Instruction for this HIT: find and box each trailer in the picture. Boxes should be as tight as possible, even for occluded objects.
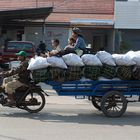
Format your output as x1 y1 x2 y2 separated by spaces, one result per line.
44 80 140 117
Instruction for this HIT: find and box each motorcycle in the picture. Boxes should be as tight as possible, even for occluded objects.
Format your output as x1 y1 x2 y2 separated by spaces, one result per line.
0 74 48 113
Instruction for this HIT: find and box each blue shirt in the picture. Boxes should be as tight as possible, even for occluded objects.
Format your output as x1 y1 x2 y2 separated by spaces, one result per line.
74 36 86 50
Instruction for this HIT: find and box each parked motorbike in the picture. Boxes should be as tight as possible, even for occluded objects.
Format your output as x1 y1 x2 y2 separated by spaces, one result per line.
0 75 48 113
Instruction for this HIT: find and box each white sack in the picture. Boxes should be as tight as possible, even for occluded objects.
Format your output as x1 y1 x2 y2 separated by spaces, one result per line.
62 53 84 66
133 51 140 66
81 54 102 66
47 56 67 69
127 51 140 66
112 51 136 66
96 51 116 66
27 57 51 70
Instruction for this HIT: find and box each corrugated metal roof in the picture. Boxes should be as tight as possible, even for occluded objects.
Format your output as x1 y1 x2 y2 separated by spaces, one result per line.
46 13 114 23
0 0 114 25
0 7 52 24
0 0 114 14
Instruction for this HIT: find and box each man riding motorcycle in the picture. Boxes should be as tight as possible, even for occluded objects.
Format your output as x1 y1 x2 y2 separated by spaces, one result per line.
0 51 30 106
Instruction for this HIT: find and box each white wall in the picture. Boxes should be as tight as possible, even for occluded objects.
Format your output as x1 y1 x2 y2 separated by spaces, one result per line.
24 27 43 46
25 26 69 50
44 27 69 50
115 1 140 29
24 26 115 52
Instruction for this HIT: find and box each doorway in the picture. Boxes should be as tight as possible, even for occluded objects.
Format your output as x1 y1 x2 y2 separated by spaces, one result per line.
93 34 107 52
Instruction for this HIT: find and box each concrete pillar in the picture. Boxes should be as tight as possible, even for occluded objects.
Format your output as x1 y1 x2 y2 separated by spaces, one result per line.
107 29 115 53
114 30 122 53
68 28 72 38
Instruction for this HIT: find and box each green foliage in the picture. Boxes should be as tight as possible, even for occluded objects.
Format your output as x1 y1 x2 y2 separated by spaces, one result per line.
120 41 131 53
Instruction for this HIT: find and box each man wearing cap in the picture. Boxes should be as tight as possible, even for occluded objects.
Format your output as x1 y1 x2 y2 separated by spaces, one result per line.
0 51 30 106
72 27 86 51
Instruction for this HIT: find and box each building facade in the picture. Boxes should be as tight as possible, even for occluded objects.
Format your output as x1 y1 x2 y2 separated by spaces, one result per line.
115 0 140 52
0 0 115 53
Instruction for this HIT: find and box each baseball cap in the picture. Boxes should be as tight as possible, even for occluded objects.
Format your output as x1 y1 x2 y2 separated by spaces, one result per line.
72 27 82 35
16 51 27 57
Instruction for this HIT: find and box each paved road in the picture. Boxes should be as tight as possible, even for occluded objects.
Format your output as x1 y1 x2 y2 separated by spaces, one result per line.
0 96 140 140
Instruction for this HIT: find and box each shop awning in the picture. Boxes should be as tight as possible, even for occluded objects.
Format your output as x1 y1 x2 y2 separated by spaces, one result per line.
70 19 114 27
46 13 114 28
0 7 53 24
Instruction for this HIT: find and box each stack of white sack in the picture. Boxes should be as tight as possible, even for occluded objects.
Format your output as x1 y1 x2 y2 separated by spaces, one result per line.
62 53 84 66
27 57 51 70
81 54 102 66
112 51 136 66
125 51 140 66
47 56 67 69
96 51 116 66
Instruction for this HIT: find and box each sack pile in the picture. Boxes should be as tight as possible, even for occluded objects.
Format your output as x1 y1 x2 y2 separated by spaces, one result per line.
32 68 52 83
65 66 83 81
84 66 100 80
50 67 65 82
112 51 136 80
117 66 132 80
28 57 50 70
28 51 140 82
81 54 101 80
132 66 140 80
101 64 116 79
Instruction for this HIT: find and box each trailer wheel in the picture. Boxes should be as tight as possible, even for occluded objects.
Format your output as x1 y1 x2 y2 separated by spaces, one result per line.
101 91 127 117
91 96 101 111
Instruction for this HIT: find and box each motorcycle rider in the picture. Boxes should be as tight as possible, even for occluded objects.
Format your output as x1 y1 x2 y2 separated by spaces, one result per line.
0 51 30 106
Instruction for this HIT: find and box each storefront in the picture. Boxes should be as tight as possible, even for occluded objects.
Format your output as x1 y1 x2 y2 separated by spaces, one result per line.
115 0 140 52
0 0 114 52
70 19 114 53
0 7 53 48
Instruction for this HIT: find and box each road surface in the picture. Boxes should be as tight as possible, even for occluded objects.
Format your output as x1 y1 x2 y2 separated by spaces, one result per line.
0 96 140 140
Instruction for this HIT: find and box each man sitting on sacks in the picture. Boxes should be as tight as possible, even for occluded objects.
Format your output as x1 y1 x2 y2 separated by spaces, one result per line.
0 51 30 106
64 27 86 56
64 37 76 50
47 39 61 57
71 27 86 56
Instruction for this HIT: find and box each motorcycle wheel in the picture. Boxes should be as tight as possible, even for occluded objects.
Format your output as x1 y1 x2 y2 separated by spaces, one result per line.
23 91 45 113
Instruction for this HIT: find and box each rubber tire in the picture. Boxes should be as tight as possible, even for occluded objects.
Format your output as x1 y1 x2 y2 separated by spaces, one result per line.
91 96 101 111
101 91 127 117
24 91 45 113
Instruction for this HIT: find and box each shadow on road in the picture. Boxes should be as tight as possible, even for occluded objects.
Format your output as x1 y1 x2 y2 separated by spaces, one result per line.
1 108 140 126
0 134 25 140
